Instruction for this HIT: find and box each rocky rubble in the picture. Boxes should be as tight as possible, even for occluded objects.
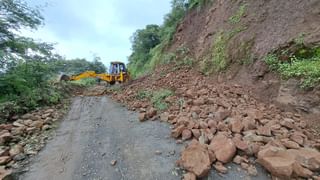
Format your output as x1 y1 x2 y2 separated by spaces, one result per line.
0 106 65 179
111 66 320 179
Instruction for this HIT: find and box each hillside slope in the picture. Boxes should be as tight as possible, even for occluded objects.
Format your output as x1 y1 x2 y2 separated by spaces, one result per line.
170 0 320 114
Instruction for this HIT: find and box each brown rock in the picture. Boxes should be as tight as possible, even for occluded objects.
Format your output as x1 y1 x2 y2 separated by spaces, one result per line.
0 133 12 145
178 142 211 177
257 146 295 178
207 120 217 128
191 129 201 139
208 149 216 163
160 112 169 122
247 165 258 176
280 118 294 129
182 129 192 141
290 132 304 145
41 113 51 119
190 106 201 114
231 119 243 133
110 160 117 166
199 121 208 129
209 134 236 163
232 137 248 151
138 112 147 122
183 172 196 180
281 139 300 149
171 125 186 138
214 162 228 174
9 144 23 157
215 110 231 121
292 162 313 178
0 156 11 165
21 113 32 119
0 166 12 180
241 162 250 170
193 98 206 106
30 120 44 129
288 148 320 171
257 125 272 136
243 118 256 131
146 108 157 118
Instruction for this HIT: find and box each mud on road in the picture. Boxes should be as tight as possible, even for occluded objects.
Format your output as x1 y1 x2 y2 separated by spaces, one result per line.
20 96 182 180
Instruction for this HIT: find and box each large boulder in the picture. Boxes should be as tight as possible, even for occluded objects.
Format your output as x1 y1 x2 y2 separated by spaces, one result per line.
257 146 317 178
257 146 296 178
178 141 211 177
209 133 236 163
288 148 320 171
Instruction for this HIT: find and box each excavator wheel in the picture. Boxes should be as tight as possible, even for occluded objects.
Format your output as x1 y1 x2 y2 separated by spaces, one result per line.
109 81 116 85
59 74 70 81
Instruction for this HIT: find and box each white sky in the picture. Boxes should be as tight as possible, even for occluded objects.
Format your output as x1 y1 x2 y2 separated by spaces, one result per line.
22 0 171 66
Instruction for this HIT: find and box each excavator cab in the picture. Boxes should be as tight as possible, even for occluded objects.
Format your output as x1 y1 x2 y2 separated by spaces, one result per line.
109 61 127 75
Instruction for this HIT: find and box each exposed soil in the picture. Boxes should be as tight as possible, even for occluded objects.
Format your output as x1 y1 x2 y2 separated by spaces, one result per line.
171 0 320 117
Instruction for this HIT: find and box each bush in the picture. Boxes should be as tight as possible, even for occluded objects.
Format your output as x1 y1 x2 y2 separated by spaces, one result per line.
264 47 320 88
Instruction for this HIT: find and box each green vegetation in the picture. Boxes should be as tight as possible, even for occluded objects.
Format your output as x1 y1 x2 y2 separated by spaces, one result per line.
229 4 247 24
188 0 213 10
128 0 212 78
151 89 174 111
135 89 173 111
200 32 229 74
264 47 320 88
0 0 106 121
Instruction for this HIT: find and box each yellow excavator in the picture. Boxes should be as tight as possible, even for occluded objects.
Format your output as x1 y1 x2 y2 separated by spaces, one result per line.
61 61 130 85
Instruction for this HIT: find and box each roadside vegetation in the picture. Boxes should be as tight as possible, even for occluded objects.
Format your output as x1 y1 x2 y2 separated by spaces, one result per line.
0 0 106 121
128 0 213 78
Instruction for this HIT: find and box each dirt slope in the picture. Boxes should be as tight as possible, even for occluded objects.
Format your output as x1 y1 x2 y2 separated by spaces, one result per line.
171 0 320 114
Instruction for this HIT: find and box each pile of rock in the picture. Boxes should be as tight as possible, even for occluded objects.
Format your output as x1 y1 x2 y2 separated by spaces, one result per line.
111 67 320 179
0 107 63 179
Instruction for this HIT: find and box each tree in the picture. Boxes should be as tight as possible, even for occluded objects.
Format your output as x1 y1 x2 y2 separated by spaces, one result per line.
128 24 161 76
0 0 53 69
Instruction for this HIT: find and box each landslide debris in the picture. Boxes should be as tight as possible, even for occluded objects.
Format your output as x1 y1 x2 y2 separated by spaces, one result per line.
0 105 66 179
111 66 320 179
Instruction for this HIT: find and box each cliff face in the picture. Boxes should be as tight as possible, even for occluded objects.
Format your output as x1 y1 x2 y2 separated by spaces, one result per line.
168 0 320 114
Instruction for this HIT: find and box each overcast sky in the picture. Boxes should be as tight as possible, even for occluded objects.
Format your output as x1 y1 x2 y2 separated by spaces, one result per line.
22 0 171 66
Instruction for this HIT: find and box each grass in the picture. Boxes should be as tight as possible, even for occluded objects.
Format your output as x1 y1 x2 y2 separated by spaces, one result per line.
151 89 173 111
201 31 228 75
264 47 320 88
136 89 173 111
229 4 246 24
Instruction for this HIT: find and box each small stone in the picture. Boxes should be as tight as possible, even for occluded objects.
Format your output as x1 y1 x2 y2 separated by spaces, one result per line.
42 125 51 131
110 160 117 166
182 129 192 141
214 162 228 174
0 156 11 165
155 150 162 155
183 172 196 180
138 113 147 122
247 165 258 176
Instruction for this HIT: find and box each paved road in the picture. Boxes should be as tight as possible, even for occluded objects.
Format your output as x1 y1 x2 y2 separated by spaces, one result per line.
21 96 182 180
